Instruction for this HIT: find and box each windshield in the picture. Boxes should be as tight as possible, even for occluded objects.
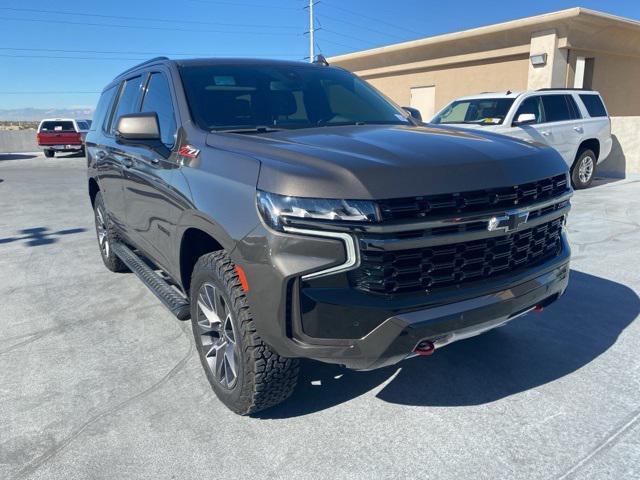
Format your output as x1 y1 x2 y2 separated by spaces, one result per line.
432 98 515 125
179 63 410 131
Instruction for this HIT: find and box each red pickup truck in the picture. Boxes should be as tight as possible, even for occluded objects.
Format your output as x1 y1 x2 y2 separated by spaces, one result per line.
37 119 90 157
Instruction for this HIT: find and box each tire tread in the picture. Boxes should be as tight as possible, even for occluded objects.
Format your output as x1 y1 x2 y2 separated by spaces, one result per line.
192 251 299 415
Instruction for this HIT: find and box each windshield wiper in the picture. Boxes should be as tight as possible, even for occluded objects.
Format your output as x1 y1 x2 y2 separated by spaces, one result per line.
216 126 281 134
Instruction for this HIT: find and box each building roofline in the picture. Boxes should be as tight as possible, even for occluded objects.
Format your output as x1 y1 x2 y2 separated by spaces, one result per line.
328 7 640 63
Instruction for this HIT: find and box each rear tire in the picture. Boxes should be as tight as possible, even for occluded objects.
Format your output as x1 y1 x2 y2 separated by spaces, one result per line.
190 251 299 415
44 150 54 158
571 149 596 189
93 192 128 272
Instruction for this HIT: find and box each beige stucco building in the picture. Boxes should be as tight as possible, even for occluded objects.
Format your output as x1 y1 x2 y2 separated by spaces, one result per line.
330 8 640 176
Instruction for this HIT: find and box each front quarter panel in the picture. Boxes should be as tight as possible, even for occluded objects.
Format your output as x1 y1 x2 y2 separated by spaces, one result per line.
176 146 262 254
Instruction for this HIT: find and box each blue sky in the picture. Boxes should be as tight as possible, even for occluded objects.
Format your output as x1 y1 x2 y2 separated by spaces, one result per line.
0 0 638 110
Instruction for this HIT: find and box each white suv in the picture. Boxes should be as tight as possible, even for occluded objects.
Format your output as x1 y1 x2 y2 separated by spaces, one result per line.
431 89 612 188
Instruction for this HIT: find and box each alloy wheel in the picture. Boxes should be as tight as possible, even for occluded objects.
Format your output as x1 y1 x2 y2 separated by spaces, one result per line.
196 282 239 389
578 155 594 184
95 206 110 258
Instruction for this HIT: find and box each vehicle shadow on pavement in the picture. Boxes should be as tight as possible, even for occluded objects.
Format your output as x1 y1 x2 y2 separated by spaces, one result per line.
0 154 39 162
0 227 87 247
257 270 639 418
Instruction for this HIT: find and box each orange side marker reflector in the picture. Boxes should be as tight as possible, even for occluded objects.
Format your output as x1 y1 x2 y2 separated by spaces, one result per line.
234 265 249 292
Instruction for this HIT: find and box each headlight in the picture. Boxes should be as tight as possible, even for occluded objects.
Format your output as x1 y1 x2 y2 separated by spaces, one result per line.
257 190 379 231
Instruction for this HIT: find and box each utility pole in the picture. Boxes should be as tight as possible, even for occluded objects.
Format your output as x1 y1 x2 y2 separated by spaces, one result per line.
306 0 318 62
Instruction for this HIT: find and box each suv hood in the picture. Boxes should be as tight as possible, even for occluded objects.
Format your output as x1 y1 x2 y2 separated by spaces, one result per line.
206 124 566 199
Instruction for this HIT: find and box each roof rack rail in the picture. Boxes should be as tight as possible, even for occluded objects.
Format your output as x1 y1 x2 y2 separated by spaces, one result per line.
536 87 592 91
116 56 169 78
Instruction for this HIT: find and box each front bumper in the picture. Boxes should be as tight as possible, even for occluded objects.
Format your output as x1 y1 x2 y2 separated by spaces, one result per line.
304 262 569 370
234 220 570 371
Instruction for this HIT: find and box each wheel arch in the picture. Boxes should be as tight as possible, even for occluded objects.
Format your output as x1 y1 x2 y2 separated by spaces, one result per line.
88 177 100 207
574 138 600 166
178 223 227 296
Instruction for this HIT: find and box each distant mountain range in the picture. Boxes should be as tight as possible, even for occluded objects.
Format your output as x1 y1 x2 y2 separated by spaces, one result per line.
0 108 94 121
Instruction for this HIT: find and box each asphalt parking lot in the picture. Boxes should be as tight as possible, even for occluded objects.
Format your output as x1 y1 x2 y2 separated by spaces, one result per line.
1 152 639 479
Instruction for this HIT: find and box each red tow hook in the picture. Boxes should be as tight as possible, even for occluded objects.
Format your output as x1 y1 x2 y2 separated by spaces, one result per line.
413 340 435 356
533 305 544 313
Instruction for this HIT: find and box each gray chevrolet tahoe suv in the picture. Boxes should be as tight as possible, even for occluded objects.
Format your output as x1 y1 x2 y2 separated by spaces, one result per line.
87 57 572 415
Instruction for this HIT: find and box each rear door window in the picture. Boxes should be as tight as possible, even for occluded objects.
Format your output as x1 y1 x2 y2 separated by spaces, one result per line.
579 94 608 117
108 76 144 134
140 72 177 147
540 95 573 123
40 121 75 132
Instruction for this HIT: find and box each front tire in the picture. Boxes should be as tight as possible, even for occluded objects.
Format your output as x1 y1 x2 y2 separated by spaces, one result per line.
571 149 596 189
190 251 299 415
44 149 54 158
93 192 128 272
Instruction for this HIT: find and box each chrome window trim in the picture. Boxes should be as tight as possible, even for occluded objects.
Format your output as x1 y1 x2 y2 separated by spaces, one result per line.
282 227 360 280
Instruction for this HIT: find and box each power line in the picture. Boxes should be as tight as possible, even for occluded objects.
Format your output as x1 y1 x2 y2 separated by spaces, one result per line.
0 91 101 94
0 7 299 29
0 54 305 62
322 28 379 46
186 0 300 10
315 37 365 51
0 16 301 36
318 13 407 40
0 54 149 61
321 0 425 36
0 47 304 58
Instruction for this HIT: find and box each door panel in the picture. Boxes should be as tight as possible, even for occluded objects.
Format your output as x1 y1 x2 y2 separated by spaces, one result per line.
505 94 583 166
99 76 145 228
122 150 180 271
122 71 181 272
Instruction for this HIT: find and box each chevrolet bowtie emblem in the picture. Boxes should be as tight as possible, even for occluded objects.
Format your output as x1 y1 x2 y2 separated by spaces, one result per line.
487 209 530 233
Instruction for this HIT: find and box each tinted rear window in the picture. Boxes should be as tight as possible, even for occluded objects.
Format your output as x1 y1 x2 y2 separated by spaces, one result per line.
579 94 608 117
540 95 574 122
40 121 75 132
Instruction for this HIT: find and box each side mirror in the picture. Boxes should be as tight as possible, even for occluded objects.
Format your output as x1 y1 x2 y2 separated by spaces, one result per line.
514 113 536 125
115 112 161 141
402 106 423 123
115 112 170 158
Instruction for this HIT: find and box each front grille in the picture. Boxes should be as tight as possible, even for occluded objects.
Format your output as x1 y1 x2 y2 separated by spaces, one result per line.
376 174 569 221
351 217 564 295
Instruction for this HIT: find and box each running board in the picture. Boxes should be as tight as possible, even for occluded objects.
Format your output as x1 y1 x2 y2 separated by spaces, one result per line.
112 242 191 320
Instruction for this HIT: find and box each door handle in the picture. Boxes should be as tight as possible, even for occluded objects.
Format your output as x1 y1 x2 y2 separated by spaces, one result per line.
541 131 551 137
573 126 584 133
122 158 133 168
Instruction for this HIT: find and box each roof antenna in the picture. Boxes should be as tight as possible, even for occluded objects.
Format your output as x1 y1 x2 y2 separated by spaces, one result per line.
313 54 329 66
506 90 512 95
